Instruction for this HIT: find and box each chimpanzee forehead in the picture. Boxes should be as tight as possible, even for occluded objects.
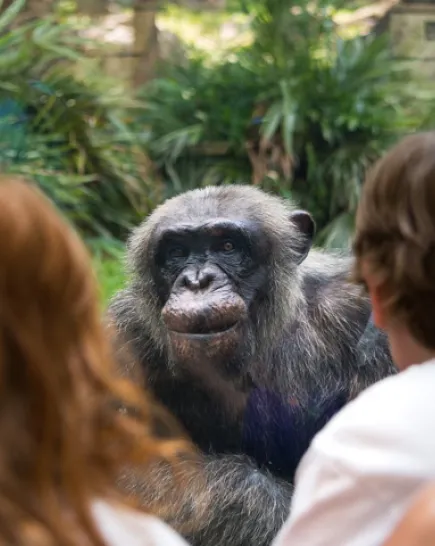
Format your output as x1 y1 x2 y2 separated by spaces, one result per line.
165 199 258 223
156 192 253 221
154 218 263 242
146 185 296 247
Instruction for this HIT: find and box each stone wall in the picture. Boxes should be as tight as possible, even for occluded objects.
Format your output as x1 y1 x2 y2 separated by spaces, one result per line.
388 2 435 78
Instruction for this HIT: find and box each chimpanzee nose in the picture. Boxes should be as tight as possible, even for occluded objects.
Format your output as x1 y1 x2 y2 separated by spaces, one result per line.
182 268 216 290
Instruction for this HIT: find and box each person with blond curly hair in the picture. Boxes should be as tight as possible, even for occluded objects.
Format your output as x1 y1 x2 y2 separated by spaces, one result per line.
273 132 435 546
0 177 191 546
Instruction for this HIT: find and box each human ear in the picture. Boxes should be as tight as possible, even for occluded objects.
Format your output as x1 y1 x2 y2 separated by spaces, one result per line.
367 282 389 331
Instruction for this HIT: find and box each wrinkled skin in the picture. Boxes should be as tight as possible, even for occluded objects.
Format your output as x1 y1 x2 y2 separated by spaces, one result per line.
153 217 272 376
162 264 247 365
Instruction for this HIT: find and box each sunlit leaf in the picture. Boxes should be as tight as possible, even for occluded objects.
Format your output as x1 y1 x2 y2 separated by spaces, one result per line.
0 0 25 32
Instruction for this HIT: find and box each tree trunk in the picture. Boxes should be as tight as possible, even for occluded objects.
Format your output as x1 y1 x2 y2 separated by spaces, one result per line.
76 0 107 16
131 0 159 88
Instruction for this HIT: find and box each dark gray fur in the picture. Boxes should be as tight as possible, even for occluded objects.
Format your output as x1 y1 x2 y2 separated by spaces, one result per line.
109 185 396 546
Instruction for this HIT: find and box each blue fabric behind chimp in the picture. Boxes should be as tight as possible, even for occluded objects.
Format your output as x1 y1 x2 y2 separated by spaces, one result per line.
242 388 348 478
242 314 376 477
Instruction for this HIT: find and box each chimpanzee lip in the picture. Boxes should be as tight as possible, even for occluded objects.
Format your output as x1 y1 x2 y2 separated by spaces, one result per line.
168 321 239 339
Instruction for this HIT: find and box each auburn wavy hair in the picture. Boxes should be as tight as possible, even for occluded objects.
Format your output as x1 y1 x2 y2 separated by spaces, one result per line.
0 177 186 545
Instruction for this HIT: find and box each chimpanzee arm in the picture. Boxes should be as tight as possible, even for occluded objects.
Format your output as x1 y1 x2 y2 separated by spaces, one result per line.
180 354 249 419
119 453 293 546
182 356 348 481
110 313 293 546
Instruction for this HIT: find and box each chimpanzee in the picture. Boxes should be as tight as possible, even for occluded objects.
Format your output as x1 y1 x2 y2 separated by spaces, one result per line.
109 185 396 546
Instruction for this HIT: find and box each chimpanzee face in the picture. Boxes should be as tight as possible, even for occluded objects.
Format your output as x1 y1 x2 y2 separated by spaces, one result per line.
146 204 314 365
149 219 270 362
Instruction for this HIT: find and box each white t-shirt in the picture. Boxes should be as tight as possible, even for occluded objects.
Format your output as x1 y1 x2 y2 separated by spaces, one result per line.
92 500 190 546
273 359 435 546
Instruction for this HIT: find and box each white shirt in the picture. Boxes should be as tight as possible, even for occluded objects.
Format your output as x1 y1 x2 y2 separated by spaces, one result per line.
273 359 435 546
93 500 190 546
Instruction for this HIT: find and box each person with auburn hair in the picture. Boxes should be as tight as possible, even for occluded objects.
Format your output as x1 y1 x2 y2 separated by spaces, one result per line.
272 132 435 546
0 177 191 546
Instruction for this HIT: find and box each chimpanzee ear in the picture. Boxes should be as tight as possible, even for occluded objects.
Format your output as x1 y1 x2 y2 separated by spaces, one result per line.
290 210 316 264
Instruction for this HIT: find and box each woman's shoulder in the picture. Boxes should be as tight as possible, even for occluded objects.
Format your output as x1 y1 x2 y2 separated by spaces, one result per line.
92 499 190 546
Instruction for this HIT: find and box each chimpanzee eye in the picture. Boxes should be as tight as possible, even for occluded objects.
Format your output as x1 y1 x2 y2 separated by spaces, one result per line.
168 245 187 259
221 240 235 252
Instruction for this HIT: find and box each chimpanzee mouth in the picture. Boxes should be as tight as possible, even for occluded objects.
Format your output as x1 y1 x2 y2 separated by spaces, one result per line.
168 320 239 339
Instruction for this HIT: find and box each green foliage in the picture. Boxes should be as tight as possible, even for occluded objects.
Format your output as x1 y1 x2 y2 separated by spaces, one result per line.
139 0 420 248
139 58 257 193
0 0 157 239
143 59 260 151
90 238 126 305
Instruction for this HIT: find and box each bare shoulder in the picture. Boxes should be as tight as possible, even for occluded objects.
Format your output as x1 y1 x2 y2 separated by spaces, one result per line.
384 484 435 546
92 500 190 546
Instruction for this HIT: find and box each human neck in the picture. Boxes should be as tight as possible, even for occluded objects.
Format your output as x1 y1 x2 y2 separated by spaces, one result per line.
388 325 435 371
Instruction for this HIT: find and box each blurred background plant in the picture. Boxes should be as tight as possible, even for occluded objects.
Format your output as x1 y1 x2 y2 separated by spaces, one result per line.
0 0 159 242
140 0 422 248
0 0 433 301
